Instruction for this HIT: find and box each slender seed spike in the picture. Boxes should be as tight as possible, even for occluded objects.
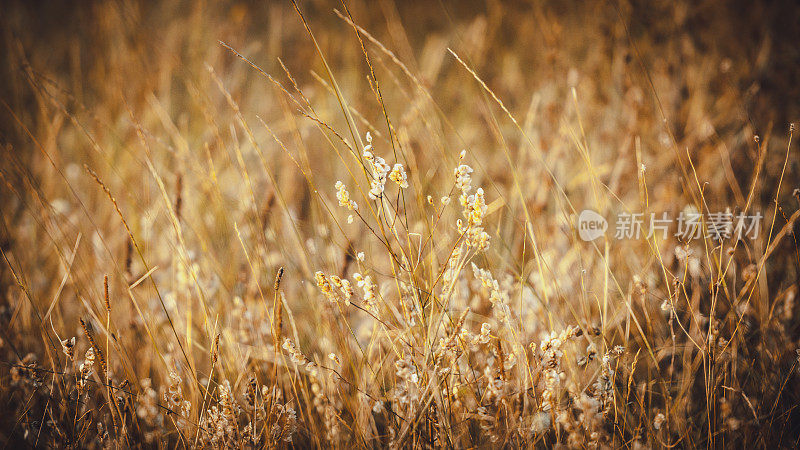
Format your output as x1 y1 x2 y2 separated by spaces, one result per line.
274 266 284 291
103 275 110 312
211 333 220 367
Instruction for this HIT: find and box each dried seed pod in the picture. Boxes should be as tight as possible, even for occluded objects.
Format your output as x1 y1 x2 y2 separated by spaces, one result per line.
103 275 110 312
274 266 284 291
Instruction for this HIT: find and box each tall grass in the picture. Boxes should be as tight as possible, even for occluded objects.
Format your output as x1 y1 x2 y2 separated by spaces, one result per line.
1 0 798 447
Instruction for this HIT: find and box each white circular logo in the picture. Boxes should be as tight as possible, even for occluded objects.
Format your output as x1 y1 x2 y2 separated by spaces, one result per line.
578 209 607 241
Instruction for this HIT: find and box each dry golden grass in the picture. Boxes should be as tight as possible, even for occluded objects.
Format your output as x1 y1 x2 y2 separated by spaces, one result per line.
1 0 799 448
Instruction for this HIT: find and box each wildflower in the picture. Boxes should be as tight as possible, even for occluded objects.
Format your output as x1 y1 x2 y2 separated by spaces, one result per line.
282 403 298 442
78 347 95 389
653 412 666 430
335 181 357 210
394 353 420 406
368 157 390 199
461 187 487 227
60 337 75 360
476 406 498 441
363 132 374 154
328 353 340 365
97 422 108 446
452 164 491 251
454 164 473 194
471 263 510 321
593 350 617 411
282 338 315 371
164 370 183 408
362 132 410 198
164 370 191 419
330 275 353 304
477 323 492 344
354 273 378 311
586 342 598 361
315 271 336 303
389 163 409 188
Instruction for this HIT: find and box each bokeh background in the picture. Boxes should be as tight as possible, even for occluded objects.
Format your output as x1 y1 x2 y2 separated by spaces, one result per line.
1 0 799 447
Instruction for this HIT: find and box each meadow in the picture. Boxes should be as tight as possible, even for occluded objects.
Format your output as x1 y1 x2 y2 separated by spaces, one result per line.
1 0 799 447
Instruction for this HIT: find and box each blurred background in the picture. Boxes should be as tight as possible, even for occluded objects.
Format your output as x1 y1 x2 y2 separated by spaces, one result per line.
1 0 799 447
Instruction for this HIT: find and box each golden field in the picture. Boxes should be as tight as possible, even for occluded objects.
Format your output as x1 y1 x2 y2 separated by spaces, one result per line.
1 0 799 447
